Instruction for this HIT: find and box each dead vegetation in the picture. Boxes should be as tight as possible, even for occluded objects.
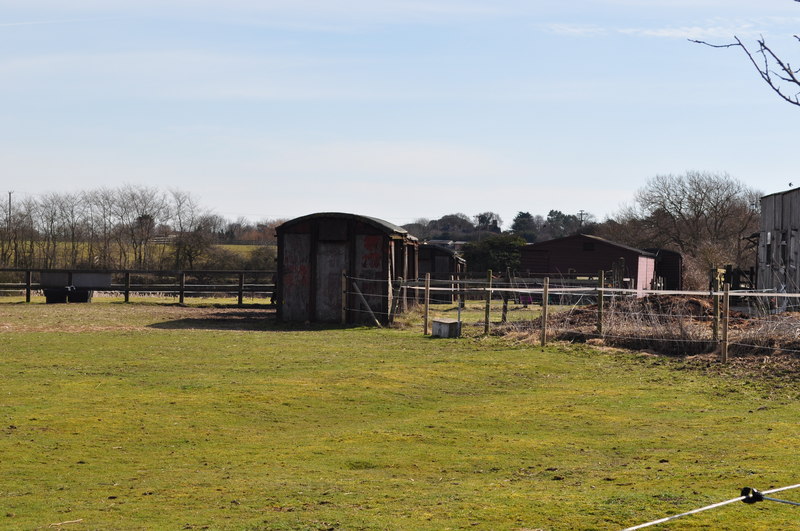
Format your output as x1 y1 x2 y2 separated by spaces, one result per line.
501 294 800 379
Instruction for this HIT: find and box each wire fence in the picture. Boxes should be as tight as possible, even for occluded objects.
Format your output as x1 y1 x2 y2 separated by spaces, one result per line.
344 273 800 360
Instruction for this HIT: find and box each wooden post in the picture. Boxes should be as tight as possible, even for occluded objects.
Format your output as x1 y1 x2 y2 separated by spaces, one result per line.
341 270 348 325
179 272 186 304
25 270 31 303
401 277 408 314
712 268 720 343
458 273 465 309
597 270 604 336
352 281 382 328
124 272 131 303
540 277 549 348
237 272 245 306
389 277 402 323
424 273 431 335
501 269 509 323
721 283 730 363
484 269 492 336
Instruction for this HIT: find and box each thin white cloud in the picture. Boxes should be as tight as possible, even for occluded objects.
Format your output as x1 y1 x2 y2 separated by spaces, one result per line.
545 23 608 37
0 18 112 27
546 16 800 41
0 0 523 26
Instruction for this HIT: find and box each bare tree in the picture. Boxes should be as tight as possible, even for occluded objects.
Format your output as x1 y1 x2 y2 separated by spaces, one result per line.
691 3 800 107
85 188 118 268
113 185 169 268
600 171 760 288
169 189 220 269
56 192 87 267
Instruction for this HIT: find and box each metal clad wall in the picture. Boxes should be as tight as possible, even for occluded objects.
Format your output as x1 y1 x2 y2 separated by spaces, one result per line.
282 233 311 321
315 242 347 322
355 233 387 323
757 190 800 291
760 194 773 290
792 193 800 290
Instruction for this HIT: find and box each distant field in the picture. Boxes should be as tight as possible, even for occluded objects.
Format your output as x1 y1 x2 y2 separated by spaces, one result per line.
1 301 799 529
215 243 275 258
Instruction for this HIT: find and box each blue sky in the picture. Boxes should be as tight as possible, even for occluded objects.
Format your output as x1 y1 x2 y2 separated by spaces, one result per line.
2 1 799 228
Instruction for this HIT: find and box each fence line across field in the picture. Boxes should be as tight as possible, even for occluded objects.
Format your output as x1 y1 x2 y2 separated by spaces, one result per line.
0 268 275 306
339 272 800 360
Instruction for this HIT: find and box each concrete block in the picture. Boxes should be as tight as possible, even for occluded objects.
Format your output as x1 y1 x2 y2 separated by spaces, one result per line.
432 318 460 338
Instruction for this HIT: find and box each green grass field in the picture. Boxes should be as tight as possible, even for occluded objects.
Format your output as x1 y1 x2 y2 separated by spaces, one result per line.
1 301 799 529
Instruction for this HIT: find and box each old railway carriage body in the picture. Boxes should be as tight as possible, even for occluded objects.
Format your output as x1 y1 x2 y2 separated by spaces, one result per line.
276 213 418 324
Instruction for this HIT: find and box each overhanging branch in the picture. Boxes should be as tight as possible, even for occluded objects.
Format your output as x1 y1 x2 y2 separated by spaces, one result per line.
691 34 800 107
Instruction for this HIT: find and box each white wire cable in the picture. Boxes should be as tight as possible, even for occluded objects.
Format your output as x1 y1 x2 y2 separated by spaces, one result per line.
622 495 747 530
622 483 800 530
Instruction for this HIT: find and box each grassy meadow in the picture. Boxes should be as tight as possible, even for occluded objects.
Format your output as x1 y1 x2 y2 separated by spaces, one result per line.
1 300 800 529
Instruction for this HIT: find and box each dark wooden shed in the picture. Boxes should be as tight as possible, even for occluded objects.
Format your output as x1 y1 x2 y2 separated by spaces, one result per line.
418 243 466 303
520 234 657 293
418 243 465 278
643 248 683 290
276 212 418 324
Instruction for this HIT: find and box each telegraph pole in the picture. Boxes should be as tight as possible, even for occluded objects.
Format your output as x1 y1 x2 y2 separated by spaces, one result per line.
6 191 11 235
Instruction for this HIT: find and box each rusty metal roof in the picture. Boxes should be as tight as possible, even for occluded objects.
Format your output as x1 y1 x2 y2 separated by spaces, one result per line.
277 212 416 240
526 233 656 257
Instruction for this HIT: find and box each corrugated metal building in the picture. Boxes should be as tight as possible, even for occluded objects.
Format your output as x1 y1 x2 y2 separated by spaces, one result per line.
276 212 418 324
520 234 657 293
758 188 800 291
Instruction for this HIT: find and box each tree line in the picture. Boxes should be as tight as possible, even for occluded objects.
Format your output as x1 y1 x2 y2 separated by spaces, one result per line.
1 172 762 289
0 185 282 271
418 172 760 289
403 209 595 243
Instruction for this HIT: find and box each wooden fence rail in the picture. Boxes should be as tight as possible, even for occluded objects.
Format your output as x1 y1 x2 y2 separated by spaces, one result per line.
0 268 275 306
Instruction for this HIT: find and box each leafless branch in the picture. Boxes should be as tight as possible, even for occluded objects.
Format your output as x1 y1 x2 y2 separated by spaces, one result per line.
692 34 800 107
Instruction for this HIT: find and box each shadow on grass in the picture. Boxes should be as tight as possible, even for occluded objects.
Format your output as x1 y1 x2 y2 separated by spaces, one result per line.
148 310 368 332
148 310 277 331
